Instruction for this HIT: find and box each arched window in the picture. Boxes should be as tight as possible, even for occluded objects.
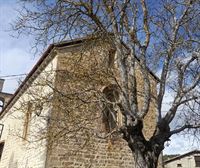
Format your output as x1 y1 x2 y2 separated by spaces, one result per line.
102 84 121 132
102 84 119 102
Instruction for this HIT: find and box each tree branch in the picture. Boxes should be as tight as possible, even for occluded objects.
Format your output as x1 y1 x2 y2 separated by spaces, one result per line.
170 124 200 135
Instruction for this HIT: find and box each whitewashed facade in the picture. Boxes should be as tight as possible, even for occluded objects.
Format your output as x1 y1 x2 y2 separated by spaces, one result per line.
0 48 58 168
164 150 200 168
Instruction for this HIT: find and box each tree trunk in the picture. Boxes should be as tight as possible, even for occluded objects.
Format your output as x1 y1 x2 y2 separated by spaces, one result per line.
122 121 162 168
133 149 159 168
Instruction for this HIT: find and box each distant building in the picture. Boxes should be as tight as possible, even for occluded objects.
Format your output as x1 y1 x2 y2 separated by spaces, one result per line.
0 79 12 112
164 150 200 168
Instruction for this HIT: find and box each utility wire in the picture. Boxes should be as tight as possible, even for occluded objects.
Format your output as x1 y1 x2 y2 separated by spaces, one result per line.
0 73 27 78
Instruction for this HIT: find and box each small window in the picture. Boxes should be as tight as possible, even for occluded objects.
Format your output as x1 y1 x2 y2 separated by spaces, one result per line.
22 102 32 140
195 156 200 167
102 84 119 102
0 142 4 161
102 84 122 132
177 163 182 167
108 49 116 67
102 104 117 132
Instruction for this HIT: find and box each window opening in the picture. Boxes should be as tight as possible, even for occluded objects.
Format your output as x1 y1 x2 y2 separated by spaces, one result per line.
22 102 32 140
0 142 4 161
102 84 121 132
195 156 200 167
108 49 116 67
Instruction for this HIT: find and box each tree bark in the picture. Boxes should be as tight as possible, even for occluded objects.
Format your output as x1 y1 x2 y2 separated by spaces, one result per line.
122 121 162 168
133 149 159 168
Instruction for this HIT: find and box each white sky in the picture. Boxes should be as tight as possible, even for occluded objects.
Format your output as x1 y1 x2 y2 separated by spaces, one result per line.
0 0 39 93
161 91 199 154
0 0 198 155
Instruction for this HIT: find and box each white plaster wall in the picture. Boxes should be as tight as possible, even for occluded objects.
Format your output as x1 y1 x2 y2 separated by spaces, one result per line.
0 55 58 168
165 153 200 168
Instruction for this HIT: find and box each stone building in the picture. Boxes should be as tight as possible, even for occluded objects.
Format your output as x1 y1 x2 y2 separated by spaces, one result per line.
0 37 161 168
0 79 12 112
164 150 200 168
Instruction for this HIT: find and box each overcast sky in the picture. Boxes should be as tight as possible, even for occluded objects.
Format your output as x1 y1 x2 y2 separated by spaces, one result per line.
0 0 199 155
0 0 39 93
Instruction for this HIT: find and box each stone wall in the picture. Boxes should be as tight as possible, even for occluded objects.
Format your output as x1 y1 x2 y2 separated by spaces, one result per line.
46 137 134 168
0 40 162 168
45 42 161 168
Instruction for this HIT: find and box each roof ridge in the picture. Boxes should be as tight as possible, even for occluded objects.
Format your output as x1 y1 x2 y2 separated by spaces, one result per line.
164 150 200 163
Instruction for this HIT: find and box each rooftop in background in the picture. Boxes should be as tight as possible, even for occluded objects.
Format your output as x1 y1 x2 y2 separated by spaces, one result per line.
164 150 200 164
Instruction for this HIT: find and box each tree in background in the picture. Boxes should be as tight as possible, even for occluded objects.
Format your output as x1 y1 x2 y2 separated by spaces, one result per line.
12 0 200 168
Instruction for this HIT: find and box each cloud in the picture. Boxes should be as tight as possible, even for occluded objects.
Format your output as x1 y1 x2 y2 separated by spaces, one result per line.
162 90 199 154
164 134 199 154
161 90 174 115
0 0 38 93
1 48 39 93
156 69 199 154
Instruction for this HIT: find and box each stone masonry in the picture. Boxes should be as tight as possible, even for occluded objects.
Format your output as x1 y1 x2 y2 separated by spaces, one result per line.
0 38 162 168
45 39 160 168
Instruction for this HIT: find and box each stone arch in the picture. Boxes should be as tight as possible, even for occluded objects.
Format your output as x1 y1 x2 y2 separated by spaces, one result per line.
102 84 119 102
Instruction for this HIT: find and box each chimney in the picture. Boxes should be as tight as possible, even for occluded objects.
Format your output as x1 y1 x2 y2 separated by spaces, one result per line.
0 79 5 92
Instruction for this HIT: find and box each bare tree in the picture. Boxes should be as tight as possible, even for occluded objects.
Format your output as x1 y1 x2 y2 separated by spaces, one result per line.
12 0 200 168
